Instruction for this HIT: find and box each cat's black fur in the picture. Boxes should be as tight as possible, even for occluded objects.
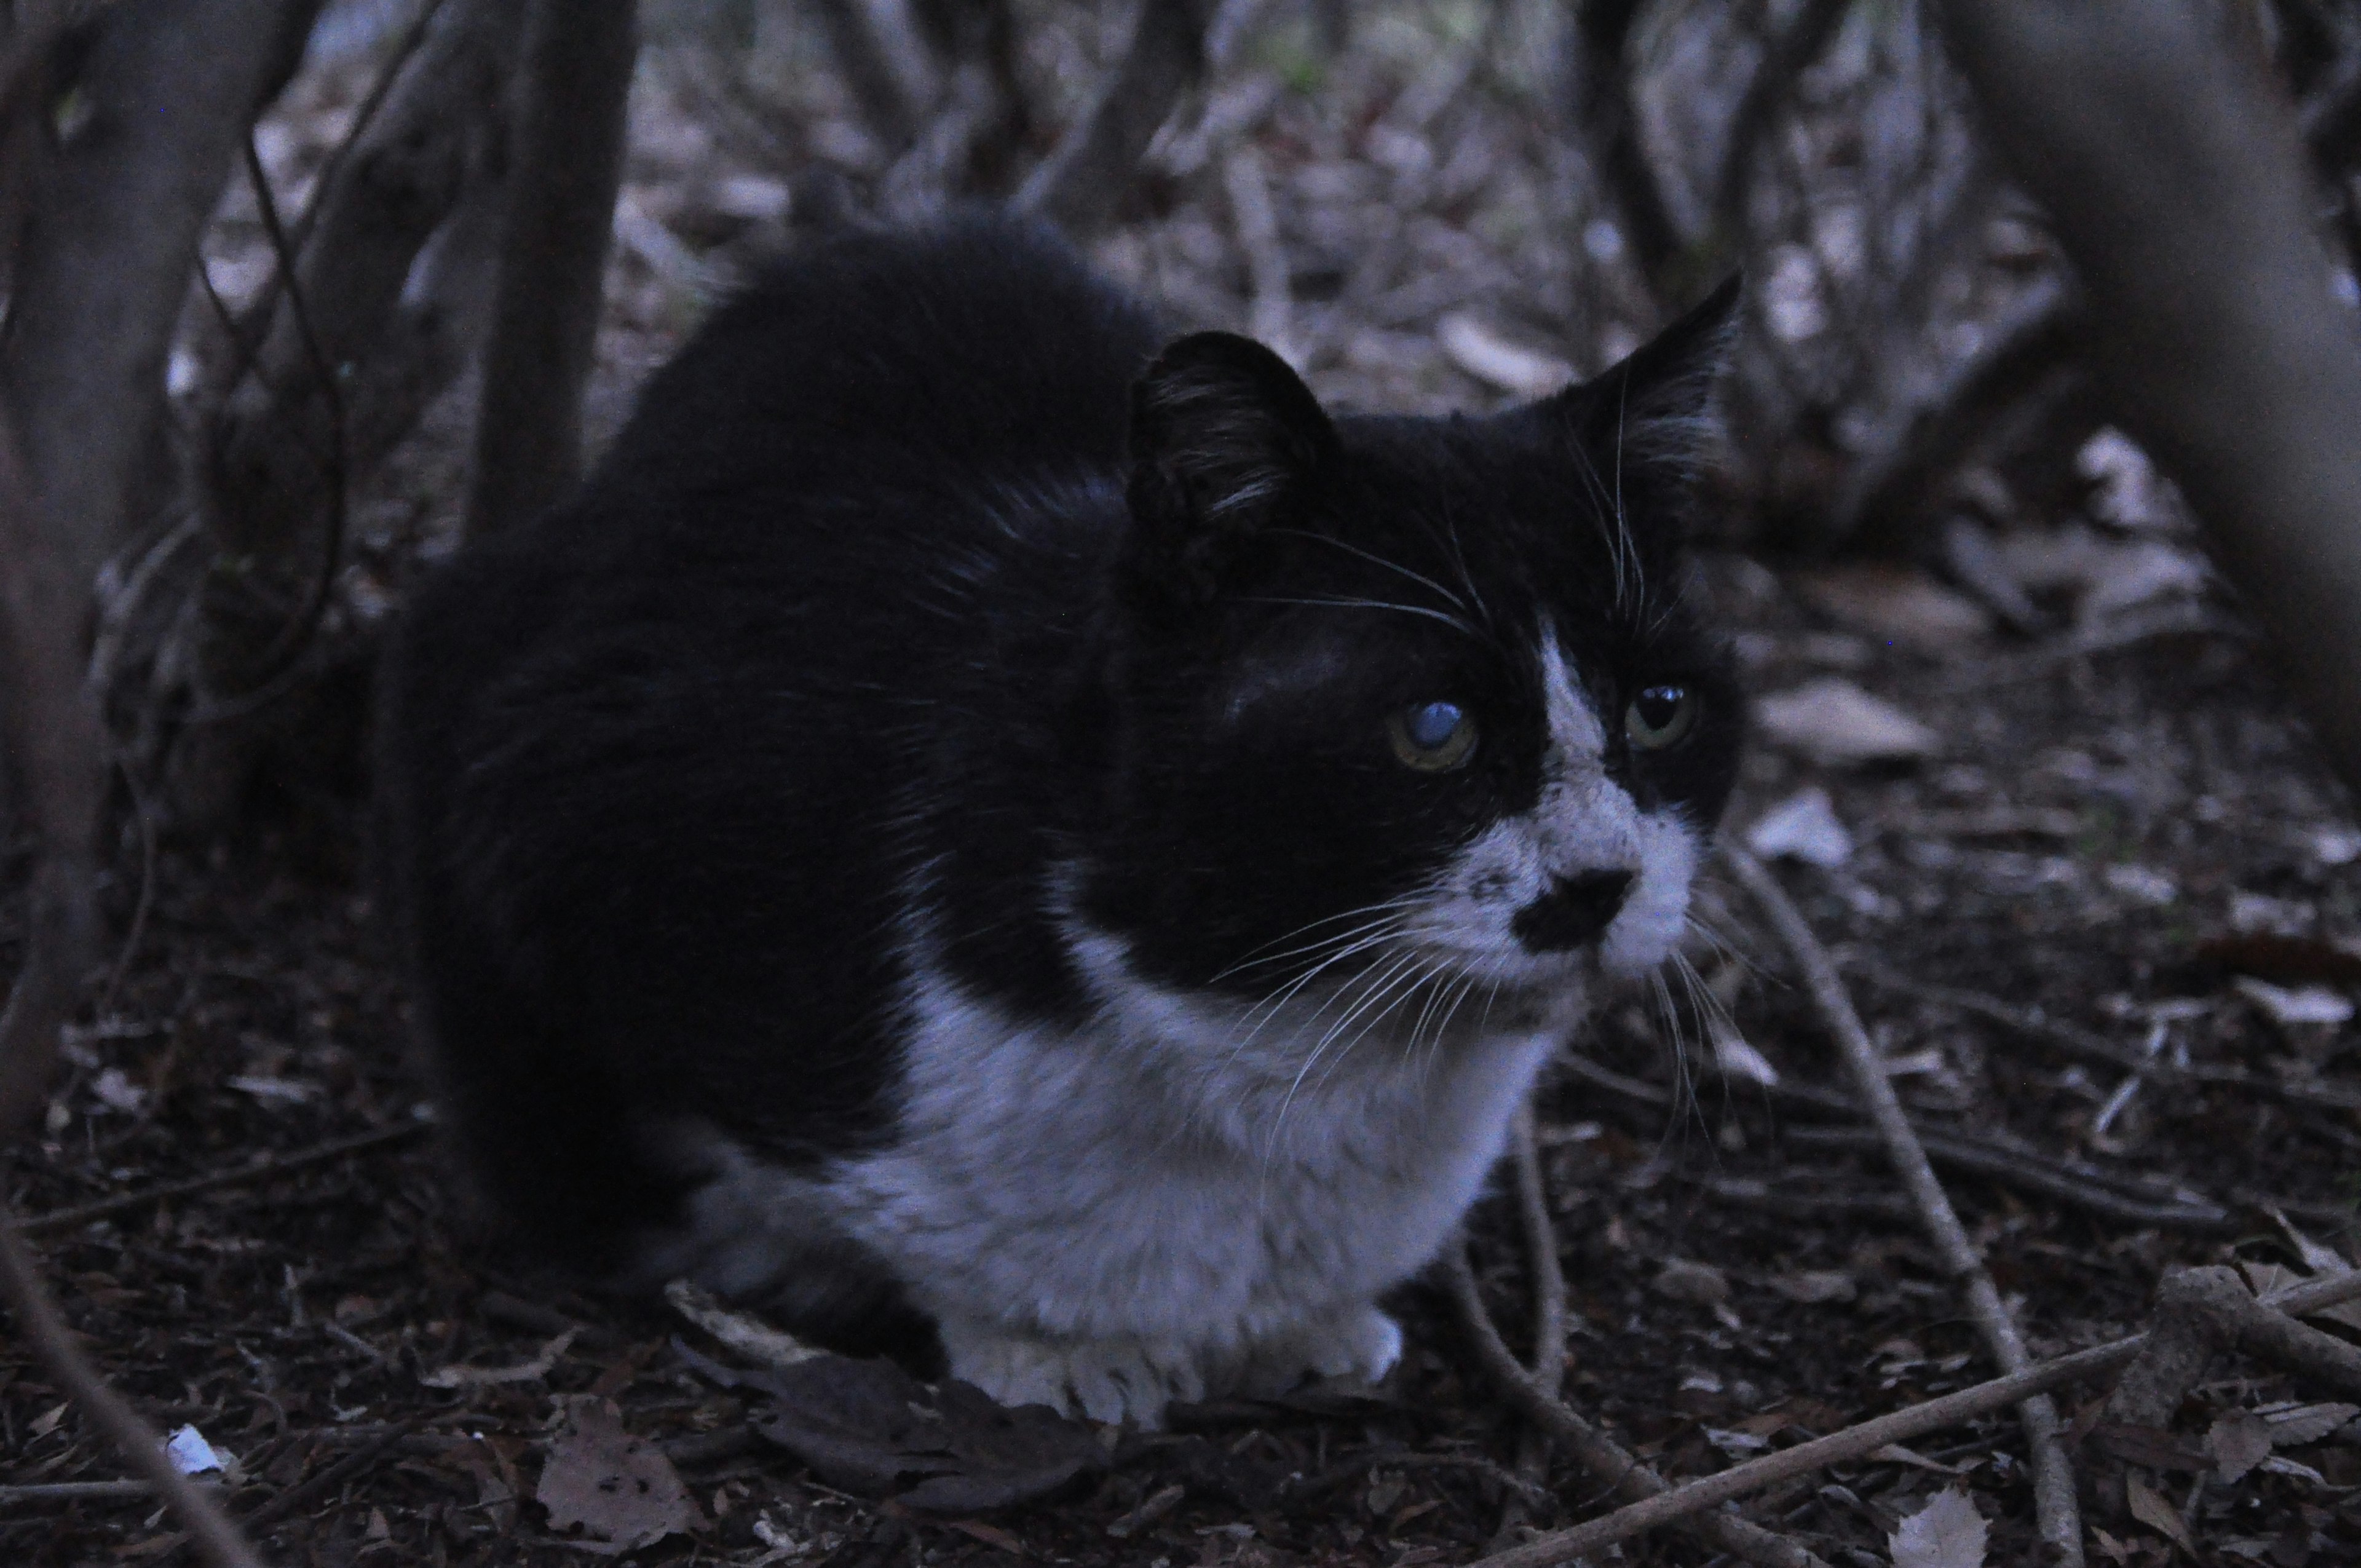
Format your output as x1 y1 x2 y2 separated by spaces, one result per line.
378 215 1741 1390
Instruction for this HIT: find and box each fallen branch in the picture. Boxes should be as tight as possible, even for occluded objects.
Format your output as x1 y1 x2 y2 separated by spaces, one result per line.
1444 1246 1830 1568
14 1121 427 1235
1726 846 2084 1567
1466 1267 2361 1568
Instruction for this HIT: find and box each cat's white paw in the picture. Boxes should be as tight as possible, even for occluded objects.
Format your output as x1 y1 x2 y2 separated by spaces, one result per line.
1236 1304 1403 1397
941 1321 1204 1428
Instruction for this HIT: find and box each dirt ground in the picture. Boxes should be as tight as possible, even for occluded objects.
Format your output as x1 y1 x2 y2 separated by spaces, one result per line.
8 8 2361 1567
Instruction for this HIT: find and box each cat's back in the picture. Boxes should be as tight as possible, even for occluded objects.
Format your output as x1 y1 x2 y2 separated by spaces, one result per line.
588 214 1163 525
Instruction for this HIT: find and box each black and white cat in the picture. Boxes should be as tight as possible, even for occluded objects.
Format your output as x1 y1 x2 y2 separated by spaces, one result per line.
376 216 1741 1427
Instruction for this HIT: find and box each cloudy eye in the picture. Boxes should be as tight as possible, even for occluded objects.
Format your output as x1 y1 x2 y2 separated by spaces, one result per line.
1388 700 1477 772
1625 684 1696 751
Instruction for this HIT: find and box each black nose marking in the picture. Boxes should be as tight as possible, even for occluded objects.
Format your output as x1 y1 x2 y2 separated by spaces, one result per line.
1512 869 1634 954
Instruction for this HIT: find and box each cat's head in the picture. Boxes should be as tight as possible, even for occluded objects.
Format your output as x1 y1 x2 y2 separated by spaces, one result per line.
1079 283 1743 1026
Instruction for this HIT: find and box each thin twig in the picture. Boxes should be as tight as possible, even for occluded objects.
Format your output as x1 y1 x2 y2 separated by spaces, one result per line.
0 1219 264 1568
14 1122 427 1234
1492 1108 1567 1545
1556 1050 2238 1232
1468 1269 2361 1568
1726 847 2084 1568
1444 1246 1830 1568
0 1478 221 1507
1851 959 2361 1113
236 1419 417 1532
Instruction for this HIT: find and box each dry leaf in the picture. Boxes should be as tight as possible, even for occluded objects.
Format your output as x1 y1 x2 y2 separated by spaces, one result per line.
1754 679 1939 767
1746 786 1853 868
665 1278 823 1371
536 1395 702 1553
1789 564 1993 653
1886 1486 1988 1568
1767 1270 1856 1304
2091 1423 2212 1472
2232 976 2354 1026
1653 1259 1731 1308
2124 1472 2195 1554
677 1346 1107 1513
2261 1402 2359 1448
1435 314 1573 398
2208 1410 2273 1484
421 1329 575 1389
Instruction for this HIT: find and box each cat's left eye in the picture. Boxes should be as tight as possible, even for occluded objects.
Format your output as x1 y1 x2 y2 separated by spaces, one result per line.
1625 685 1696 751
1389 700 1478 772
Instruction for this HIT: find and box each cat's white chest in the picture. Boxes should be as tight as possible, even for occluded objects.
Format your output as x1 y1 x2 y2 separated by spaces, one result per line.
824 952 1568 1362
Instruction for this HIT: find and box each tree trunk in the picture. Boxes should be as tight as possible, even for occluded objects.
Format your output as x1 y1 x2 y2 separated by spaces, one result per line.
1937 0 2361 800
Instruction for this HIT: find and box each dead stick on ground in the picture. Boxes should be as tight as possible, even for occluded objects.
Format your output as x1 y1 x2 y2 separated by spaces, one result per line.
1726 847 2083 1568
15 1122 427 1235
1465 1269 2361 1568
0 1218 265 1567
1490 1109 1565 1546
1444 1246 1831 1568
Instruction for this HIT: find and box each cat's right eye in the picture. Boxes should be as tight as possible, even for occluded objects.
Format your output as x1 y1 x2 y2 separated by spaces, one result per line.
1388 700 1478 772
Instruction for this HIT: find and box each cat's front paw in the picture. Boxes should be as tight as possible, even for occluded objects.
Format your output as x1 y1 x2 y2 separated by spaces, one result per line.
940 1320 1204 1428
1237 1304 1403 1398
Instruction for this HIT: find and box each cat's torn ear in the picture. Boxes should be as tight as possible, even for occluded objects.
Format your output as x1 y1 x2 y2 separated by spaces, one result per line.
1124 331 1338 607
1546 273 1741 478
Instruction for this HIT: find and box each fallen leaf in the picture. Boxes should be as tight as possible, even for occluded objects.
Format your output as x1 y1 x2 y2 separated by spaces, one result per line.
1653 1259 1731 1308
665 1278 823 1372
2091 1423 2212 1472
1789 564 1992 653
1436 314 1574 398
2258 1454 2327 1483
2272 1214 2352 1277
2232 976 2354 1027
2103 864 2179 906
536 1395 702 1553
1754 679 1939 767
726 1353 1107 1513
90 1067 147 1114
2208 1410 2273 1484
2261 1402 2359 1448
2124 1472 2195 1554
1767 1270 1856 1305
1746 786 1853 868
1887 1485 1988 1568
421 1329 575 1389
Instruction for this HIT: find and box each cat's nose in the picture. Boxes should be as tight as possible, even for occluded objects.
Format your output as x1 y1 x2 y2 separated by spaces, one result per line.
1511 869 1634 953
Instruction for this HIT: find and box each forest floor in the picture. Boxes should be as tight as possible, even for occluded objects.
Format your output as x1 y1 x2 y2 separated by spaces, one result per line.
8 9 2361 1568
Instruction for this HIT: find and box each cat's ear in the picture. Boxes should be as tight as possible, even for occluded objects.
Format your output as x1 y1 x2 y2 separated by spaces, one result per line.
1542 274 1741 481
1124 332 1337 606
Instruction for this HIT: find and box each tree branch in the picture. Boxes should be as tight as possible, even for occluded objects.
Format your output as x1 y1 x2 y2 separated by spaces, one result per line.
462 0 638 539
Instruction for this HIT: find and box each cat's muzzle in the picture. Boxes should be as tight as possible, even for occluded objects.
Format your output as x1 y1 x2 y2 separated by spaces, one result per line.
1509 868 1634 954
